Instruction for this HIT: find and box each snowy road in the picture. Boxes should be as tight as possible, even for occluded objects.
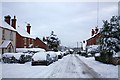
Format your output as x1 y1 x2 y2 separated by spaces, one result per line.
3 54 118 78
45 54 100 78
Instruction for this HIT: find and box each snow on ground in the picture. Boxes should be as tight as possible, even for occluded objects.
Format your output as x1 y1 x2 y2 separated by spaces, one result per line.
3 55 98 78
77 55 118 78
2 56 69 78
2 54 118 78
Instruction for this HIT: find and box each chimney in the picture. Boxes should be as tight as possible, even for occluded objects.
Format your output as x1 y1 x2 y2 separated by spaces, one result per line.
91 29 95 36
4 15 11 25
26 23 31 34
11 16 17 29
95 27 99 34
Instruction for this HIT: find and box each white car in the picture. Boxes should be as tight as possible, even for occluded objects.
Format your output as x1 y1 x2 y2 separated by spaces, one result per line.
54 52 63 59
46 51 58 62
32 52 52 66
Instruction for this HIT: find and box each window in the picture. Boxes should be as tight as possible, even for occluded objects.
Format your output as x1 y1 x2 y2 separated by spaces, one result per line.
32 39 34 45
10 31 13 41
8 46 11 52
28 38 30 45
24 38 26 45
2 29 5 40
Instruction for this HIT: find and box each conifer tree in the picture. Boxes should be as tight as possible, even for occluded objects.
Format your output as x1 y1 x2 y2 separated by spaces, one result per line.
100 16 120 60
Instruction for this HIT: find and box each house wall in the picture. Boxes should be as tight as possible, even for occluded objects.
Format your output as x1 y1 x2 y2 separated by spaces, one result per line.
16 33 35 48
0 27 16 53
86 33 101 46
4 29 16 53
16 33 24 48
35 38 47 50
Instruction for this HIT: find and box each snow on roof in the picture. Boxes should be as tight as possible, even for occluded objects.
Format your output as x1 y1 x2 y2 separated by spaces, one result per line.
16 26 35 39
44 42 47 45
0 21 16 32
0 40 12 49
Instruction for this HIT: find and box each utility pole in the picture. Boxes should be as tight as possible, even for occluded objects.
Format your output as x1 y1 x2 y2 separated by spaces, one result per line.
77 42 78 49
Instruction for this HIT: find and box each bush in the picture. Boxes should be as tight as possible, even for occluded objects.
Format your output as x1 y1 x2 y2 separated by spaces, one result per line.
95 56 110 64
112 57 120 65
2 53 32 64
95 56 120 65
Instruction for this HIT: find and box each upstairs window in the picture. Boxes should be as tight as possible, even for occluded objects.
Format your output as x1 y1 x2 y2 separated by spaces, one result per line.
10 31 13 41
32 39 34 45
28 38 30 45
24 38 26 45
2 29 5 40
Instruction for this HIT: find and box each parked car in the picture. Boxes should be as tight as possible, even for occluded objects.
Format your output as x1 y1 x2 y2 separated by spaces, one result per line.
32 52 52 66
46 51 58 62
55 52 63 59
65 50 70 55
69 49 74 54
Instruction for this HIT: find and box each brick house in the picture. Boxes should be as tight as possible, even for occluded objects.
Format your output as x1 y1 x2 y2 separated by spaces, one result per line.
35 37 47 50
86 27 101 46
16 24 35 48
0 15 16 54
6 15 47 50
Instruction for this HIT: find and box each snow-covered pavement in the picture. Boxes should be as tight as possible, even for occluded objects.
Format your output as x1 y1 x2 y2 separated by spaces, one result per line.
2 54 118 78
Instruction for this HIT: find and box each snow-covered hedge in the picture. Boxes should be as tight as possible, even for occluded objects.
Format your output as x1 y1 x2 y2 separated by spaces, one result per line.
16 48 45 53
87 45 100 54
2 53 32 63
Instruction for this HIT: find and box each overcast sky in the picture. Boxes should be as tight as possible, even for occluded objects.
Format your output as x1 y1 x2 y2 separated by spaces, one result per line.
2 2 118 47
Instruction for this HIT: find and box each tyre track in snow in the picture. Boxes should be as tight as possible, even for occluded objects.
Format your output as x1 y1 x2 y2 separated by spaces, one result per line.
64 54 83 78
74 54 102 79
42 54 102 78
47 55 72 78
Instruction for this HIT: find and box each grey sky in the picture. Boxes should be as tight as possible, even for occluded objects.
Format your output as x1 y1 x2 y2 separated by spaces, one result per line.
2 2 118 47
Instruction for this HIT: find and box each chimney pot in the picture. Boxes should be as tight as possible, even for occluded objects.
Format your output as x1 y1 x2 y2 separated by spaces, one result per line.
11 15 17 29
4 15 11 25
26 23 31 34
95 27 99 34
91 29 95 36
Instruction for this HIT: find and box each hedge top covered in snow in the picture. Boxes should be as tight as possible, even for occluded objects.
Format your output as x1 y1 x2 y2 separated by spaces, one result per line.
2 52 33 60
87 45 100 53
2 53 24 60
16 48 45 53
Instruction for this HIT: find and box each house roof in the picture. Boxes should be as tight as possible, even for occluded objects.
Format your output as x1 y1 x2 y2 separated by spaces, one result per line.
0 40 12 49
0 21 16 32
16 26 36 39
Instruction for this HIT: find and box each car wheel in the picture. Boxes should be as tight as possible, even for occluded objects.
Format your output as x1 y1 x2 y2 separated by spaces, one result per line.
45 62 49 66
